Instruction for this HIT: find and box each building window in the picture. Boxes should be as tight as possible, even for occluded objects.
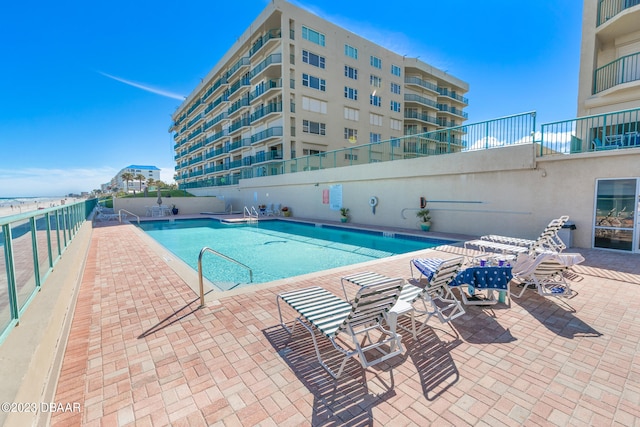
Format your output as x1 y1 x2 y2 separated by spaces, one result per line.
344 128 358 140
370 75 382 88
344 65 358 80
302 50 325 69
302 96 327 113
391 64 401 76
390 100 401 112
344 106 359 121
390 82 401 94
302 73 326 91
302 26 325 46
370 55 382 69
344 86 358 100
344 153 358 160
370 94 382 107
344 44 358 59
303 120 326 135
390 118 402 131
370 113 383 126
370 132 381 143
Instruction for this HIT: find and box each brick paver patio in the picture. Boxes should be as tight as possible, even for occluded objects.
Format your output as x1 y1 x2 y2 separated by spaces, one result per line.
50 221 640 426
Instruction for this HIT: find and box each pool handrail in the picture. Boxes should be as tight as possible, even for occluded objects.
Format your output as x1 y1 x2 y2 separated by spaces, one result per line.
118 209 140 224
197 247 253 306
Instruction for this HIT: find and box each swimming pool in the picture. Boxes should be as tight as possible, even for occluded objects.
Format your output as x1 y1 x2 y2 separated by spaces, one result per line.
136 219 453 290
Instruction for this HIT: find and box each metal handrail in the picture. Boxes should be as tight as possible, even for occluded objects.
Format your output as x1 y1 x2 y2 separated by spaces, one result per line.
118 209 140 224
197 247 253 307
243 205 259 220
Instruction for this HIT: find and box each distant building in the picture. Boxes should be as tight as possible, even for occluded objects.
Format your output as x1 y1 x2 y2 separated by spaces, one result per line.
109 165 161 192
577 0 640 116
170 0 469 190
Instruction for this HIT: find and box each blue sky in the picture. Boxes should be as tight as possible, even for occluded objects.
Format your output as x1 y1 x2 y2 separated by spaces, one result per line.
0 0 583 197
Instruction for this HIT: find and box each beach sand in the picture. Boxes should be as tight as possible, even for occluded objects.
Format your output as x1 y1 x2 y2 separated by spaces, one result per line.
0 198 80 219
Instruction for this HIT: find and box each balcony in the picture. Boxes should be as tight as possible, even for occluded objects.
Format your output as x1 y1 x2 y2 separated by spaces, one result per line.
250 54 282 81
593 51 640 94
204 130 226 146
250 102 283 123
404 93 438 110
228 118 251 134
404 76 438 94
437 88 469 105
253 150 283 164
227 57 251 80
250 29 282 57
437 104 469 119
250 79 282 103
203 112 227 132
228 76 251 99
597 0 640 26
227 96 250 116
596 0 640 42
251 126 283 144
404 110 438 125
229 138 252 152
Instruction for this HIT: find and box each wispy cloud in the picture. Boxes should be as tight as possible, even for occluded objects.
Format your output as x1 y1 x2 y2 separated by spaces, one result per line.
98 71 186 100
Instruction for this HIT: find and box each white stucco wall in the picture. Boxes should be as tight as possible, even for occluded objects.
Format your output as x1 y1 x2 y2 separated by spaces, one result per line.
188 144 640 249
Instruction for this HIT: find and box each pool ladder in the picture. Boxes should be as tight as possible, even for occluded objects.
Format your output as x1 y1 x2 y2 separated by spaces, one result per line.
243 206 259 222
197 247 253 307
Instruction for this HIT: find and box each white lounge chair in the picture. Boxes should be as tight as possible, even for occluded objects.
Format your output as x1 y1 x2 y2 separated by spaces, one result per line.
342 257 465 340
277 279 404 379
480 215 569 253
510 251 585 298
465 216 570 255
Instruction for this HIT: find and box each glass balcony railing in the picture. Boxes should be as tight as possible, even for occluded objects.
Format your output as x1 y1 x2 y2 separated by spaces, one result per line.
249 54 282 80
404 93 438 109
593 52 640 94
249 29 282 57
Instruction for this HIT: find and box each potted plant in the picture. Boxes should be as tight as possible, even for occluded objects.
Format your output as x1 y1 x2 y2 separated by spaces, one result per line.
340 207 350 223
171 204 179 215
281 206 291 217
416 206 431 231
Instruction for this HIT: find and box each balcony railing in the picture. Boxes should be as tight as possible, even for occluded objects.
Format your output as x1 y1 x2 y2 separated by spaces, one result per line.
249 54 282 80
593 51 640 94
0 199 96 344
597 0 640 26
249 28 282 57
404 76 438 93
539 107 640 155
404 93 438 109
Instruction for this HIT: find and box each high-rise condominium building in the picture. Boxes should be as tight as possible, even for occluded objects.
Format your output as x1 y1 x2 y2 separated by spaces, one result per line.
170 0 469 189
577 0 640 116
111 165 161 192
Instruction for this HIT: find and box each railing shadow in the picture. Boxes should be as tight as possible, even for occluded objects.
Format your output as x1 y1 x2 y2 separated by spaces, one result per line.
137 290 215 339
263 324 400 426
448 306 517 345
510 291 601 339
396 317 463 401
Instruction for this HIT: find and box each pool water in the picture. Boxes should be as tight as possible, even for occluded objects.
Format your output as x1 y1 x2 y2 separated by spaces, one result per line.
136 219 450 290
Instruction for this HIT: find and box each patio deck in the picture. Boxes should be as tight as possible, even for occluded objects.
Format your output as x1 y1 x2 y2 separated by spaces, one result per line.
17 219 640 425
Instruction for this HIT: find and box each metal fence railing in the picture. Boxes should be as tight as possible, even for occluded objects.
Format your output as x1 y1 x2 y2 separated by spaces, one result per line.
179 112 536 187
539 107 640 156
597 0 640 26
0 198 97 344
594 52 640 94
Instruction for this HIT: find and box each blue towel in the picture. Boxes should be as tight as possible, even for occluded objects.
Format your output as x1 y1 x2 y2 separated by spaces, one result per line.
451 266 512 290
412 258 445 281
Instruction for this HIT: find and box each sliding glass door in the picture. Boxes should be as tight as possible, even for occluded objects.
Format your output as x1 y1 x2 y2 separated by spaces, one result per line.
593 178 638 252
